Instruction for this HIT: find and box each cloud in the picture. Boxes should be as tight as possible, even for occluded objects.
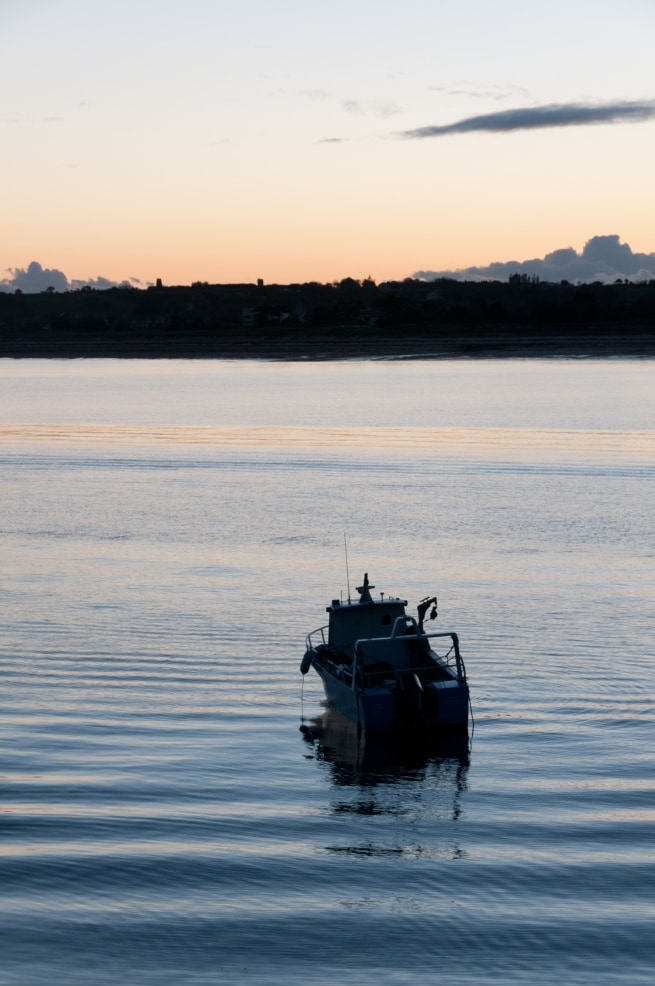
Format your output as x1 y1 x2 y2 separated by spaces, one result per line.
316 137 348 144
298 89 330 101
400 100 655 138
427 83 531 102
1 261 143 293
70 275 145 290
342 98 401 118
271 88 401 122
3 115 64 125
3 261 69 292
414 235 655 284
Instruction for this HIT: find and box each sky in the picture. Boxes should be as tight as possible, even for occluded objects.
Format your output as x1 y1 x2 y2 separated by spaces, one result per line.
2 0 655 288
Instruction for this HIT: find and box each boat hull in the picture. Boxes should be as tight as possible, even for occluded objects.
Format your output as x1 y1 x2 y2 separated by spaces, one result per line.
312 657 469 732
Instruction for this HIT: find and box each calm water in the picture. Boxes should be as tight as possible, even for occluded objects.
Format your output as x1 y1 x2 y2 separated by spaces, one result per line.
1 358 654 986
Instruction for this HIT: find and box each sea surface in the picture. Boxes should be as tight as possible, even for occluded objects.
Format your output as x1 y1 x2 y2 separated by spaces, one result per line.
1 358 654 986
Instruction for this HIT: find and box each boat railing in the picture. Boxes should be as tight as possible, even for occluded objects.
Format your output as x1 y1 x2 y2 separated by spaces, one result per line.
353 630 465 687
306 624 466 687
306 625 329 650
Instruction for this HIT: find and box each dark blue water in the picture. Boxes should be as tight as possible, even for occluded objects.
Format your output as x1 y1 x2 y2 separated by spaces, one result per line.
1 359 654 985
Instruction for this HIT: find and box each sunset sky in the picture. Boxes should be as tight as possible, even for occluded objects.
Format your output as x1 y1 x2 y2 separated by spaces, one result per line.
3 0 655 287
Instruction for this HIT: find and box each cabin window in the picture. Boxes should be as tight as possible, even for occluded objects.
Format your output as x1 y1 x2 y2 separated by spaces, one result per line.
381 615 391 626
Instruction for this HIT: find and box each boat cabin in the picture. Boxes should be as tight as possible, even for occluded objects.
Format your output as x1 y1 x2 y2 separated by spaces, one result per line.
326 574 408 658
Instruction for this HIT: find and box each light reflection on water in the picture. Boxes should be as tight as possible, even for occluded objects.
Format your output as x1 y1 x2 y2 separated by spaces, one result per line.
1 359 654 986
2 422 654 462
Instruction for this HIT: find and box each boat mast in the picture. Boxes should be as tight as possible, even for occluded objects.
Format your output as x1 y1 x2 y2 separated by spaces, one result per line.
344 533 351 603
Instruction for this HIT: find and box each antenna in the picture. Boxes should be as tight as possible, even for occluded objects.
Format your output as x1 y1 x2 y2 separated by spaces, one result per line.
344 533 351 603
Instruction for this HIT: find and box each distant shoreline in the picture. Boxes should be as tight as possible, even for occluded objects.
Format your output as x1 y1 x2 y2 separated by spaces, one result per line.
2 277 654 360
1 324 654 361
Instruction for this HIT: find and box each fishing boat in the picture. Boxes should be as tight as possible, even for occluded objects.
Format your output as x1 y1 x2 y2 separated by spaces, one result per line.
301 573 469 732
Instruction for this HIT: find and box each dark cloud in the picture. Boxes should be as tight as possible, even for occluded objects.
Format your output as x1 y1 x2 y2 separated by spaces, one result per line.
400 100 655 138
414 235 655 284
1 261 143 293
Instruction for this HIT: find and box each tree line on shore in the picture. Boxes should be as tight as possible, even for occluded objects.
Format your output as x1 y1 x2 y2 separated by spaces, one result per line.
1 275 654 356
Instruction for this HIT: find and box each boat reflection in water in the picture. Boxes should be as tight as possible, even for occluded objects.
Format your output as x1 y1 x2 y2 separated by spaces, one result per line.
301 708 470 835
